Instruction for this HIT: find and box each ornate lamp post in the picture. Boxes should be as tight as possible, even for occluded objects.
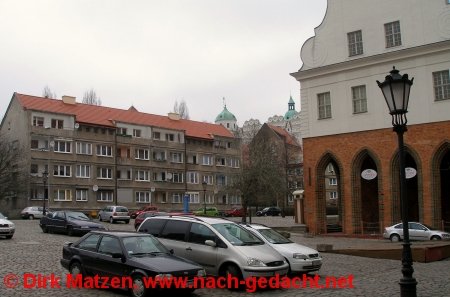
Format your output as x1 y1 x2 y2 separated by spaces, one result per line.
377 67 416 297
42 171 48 216
202 181 208 215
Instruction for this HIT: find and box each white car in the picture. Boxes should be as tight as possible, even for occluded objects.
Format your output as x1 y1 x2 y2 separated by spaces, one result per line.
0 212 15 239
241 223 322 273
383 222 450 242
21 206 46 220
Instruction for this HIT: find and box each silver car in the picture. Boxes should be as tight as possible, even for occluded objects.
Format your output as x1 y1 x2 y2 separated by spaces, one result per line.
21 206 46 220
98 206 130 224
383 222 450 242
137 216 289 279
0 212 15 239
241 223 322 273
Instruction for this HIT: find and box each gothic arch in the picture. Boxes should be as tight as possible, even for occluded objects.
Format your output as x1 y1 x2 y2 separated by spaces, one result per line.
431 141 450 228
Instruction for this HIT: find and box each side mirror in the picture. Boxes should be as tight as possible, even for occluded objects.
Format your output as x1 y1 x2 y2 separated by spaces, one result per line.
169 249 174 255
205 240 217 247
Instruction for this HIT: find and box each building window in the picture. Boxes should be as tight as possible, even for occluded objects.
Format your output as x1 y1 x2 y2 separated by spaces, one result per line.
117 127 127 135
96 145 112 157
329 178 337 186
53 165 71 177
153 150 166 161
205 194 214 204
352 85 368 113
330 191 338 199
229 195 241 205
97 167 112 179
54 140 72 153
166 133 175 141
51 119 64 129
135 149 149 160
318 92 332 119
76 142 92 155
172 172 184 183
170 152 183 163
384 21 401 48
30 164 39 174
187 172 199 184
433 70 450 101
76 165 90 178
203 175 214 185
54 189 72 201
347 30 363 56
227 158 240 168
135 170 150 181
135 191 150 203
153 132 161 140
133 129 141 138
216 156 226 166
76 189 88 201
186 193 200 204
172 193 182 203
216 174 227 186
117 169 132 180
97 190 113 202
202 155 213 166
32 116 44 127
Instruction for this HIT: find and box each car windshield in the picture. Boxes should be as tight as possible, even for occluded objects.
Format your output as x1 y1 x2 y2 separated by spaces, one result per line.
257 228 291 244
122 236 169 256
66 212 90 221
0 213 5 219
212 223 264 246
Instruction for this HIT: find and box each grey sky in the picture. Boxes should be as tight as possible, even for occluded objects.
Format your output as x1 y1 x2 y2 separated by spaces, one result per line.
0 0 327 125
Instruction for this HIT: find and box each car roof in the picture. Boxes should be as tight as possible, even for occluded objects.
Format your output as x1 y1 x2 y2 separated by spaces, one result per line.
238 223 270 230
143 215 232 225
89 231 150 237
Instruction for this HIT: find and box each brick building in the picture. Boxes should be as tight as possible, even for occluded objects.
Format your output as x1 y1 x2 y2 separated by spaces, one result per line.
291 0 450 234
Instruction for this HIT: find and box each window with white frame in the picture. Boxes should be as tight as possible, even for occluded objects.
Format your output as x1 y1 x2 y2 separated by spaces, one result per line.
96 145 113 157
433 70 450 101
117 169 132 180
76 142 92 155
228 158 240 168
32 116 44 127
166 133 175 141
187 171 198 184
172 193 182 203
170 152 183 163
135 148 149 160
54 140 72 153
97 167 112 179
53 165 71 177
76 165 90 178
51 119 64 129
135 191 150 203
384 21 401 48
330 191 338 199
318 92 332 119
97 190 113 202
216 156 226 166
117 127 128 135
135 170 150 181
202 155 213 166
54 189 72 201
187 192 200 204
153 150 166 161
347 30 363 56
153 131 161 140
172 172 183 183
203 175 214 185
229 195 241 205
329 178 337 185
133 129 142 138
216 174 227 186
352 85 368 113
205 193 214 204
76 189 88 201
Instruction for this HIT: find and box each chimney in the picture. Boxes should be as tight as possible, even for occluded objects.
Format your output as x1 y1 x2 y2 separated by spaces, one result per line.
168 112 181 120
62 95 76 105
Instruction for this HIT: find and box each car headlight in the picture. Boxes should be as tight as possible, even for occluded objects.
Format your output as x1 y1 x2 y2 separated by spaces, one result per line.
247 258 267 267
293 253 308 260
442 233 450 238
197 269 206 277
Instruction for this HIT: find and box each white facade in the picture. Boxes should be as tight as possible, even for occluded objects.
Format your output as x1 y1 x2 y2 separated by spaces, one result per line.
293 0 450 138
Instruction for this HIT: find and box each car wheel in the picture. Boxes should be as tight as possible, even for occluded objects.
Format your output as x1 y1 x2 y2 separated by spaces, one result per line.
28 214 34 220
42 225 48 233
390 234 401 242
69 262 84 280
131 274 148 297
5 235 13 239
125 220 130 224
431 235 441 240
223 264 243 290
109 217 114 224
98 215 102 222
67 226 74 236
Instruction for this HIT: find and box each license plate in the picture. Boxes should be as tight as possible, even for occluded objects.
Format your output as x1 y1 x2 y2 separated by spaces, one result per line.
312 260 321 266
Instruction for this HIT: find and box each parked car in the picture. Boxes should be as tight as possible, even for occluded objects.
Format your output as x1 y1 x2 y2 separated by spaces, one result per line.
240 223 322 273
60 231 205 297
20 206 47 220
39 211 106 236
383 222 450 242
137 216 289 279
134 211 169 230
98 206 130 224
256 207 282 217
130 206 159 219
193 207 220 217
224 207 244 217
0 212 15 239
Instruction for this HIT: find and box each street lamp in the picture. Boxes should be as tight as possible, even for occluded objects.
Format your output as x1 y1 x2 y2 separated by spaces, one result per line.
42 171 48 216
202 181 208 215
377 66 416 297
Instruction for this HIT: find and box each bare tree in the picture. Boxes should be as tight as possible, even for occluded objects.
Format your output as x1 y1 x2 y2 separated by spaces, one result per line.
82 88 102 105
42 86 57 99
172 100 190 119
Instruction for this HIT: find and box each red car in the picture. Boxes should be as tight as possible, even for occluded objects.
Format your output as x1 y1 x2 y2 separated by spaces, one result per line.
134 211 168 230
225 207 244 217
130 206 158 219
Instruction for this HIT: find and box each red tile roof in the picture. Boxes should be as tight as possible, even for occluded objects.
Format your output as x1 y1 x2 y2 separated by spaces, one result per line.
267 124 300 146
14 93 234 140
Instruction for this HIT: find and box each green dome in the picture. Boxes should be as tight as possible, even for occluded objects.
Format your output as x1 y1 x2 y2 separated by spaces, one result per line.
215 105 237 122
284 95 298 120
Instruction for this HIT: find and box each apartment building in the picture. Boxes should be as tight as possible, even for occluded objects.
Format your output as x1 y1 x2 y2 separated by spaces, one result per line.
1 93 242 216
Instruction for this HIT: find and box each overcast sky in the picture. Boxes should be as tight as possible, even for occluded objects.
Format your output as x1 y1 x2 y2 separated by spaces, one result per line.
0 0 327 125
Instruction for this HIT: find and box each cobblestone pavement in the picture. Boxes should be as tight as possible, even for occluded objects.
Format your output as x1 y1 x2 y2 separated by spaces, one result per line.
1 219 449 297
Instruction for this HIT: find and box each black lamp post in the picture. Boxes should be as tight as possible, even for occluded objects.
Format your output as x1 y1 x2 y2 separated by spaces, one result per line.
202 181 208 215
377 67 416 297
42 171 48 216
